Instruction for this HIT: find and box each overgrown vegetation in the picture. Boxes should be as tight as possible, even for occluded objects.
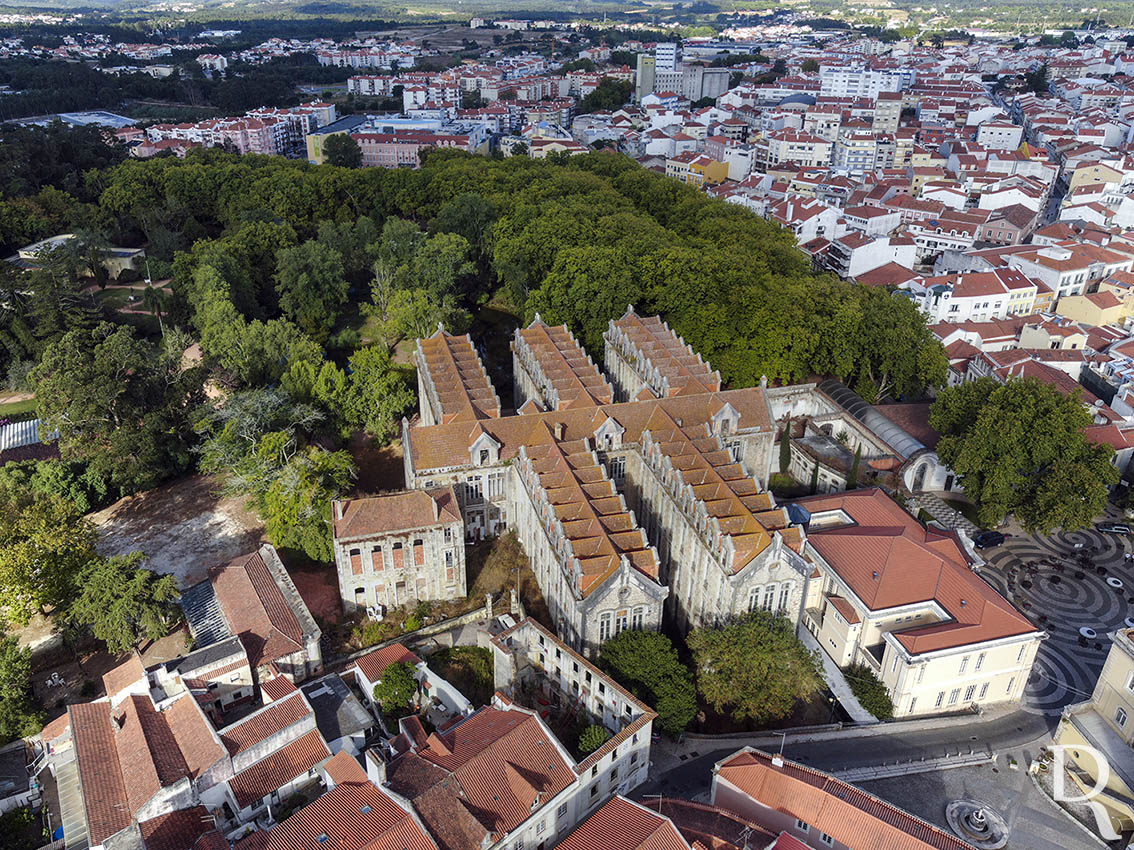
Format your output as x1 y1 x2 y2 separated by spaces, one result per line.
599 629 697 738
688 610 825 725
843 663 894 720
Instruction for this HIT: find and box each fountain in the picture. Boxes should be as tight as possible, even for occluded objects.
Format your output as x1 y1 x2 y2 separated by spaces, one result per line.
945 800 1009 849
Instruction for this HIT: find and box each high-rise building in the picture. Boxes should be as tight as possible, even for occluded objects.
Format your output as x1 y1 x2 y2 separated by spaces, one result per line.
635 53 656 101
654 42 678 71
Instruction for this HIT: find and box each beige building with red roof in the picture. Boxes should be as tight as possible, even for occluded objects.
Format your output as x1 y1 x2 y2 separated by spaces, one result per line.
795 488 1042 717
331 487 465 614
712 748 979 850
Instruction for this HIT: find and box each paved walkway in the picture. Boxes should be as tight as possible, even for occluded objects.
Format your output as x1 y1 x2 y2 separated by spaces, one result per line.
907 492 980 537
979 524 1132 715
799 627 876 724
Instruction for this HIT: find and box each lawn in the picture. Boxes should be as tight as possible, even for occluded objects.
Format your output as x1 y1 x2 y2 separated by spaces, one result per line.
0 396 36 420
426 646 495 708
941 496 982 528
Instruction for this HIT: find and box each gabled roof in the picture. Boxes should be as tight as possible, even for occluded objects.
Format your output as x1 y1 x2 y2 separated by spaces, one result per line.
556 797 691 850
796 489 1037 654
715 748 978 850
354 642 422 684
333 488 462 540
207 546 313 669
416 328 501 423
387 706 575 850
219 691 312 756
228 729 331 809
514 319 614 410
234 764 435 850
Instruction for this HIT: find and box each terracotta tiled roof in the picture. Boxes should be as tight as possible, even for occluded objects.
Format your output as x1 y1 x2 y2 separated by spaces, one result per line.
114 695 190 813
71 702 132 844
210 549 304 668
354 643 422 685
415 328 501 422
638 797 775 850
261 675 299 702
556 796 691 850
228 729 331 809
234 771 436 850
220 692 312 756
797 489 1037 654
514 319 614 410
138 807 221 850
520 430 660 595
388 706 574 850
103 655 145 698
610 310 721 397
323 749 369 785
715 748 978 850
407 388 773 475
164 694 227 780
333 488 461 540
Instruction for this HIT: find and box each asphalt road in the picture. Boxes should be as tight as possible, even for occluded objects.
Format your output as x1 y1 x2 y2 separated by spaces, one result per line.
636 709 1055 800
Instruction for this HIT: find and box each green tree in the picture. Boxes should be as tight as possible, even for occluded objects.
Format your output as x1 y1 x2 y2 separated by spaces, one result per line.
599 630 697 737
801 59 820 73
0 496 101 626
274 241 350 340
373 660 418 717
31 323 204 493
843 663 893 719
578 724 611 754
323 133 363 168
338 345 416 442
930 377 1118 532
68 552 180 654
261 445 355 561
688 610 824 725
0 633 43 743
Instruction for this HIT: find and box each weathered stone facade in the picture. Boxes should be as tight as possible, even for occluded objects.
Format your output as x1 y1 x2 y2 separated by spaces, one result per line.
331 488 466 614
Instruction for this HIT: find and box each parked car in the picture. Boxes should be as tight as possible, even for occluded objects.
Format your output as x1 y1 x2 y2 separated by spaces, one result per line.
1097 522 1131 535
973 531 1006 549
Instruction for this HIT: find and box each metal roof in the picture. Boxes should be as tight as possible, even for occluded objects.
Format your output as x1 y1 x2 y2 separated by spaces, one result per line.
817 379 926 460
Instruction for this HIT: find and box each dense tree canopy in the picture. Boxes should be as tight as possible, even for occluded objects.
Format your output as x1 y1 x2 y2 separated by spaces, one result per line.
599 629 697 737
688 610 824 724
68 552 180 654
373 660 418 718
930 377 1118 532
0 633 42 743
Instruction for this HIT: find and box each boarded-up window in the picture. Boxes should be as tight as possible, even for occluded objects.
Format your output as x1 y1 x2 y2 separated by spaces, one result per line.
393 543 404 569
349 548 362 575
413 539 425 566
372 548 384 571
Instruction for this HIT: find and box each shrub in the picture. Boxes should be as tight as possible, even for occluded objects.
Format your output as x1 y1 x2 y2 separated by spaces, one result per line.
843 663 894 720
599 630 696 738
578 724 611 755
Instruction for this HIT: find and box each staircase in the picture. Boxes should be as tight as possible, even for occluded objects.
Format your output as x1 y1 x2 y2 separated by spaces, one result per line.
907 492 980 537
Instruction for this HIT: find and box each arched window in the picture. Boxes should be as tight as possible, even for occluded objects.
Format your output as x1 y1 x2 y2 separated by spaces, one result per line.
599 612 613 642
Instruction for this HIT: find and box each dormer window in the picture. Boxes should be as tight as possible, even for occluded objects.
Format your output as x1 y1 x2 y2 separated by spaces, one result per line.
479 449 489 464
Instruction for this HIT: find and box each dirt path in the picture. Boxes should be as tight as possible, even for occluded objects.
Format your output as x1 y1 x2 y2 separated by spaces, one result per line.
89 474 265 589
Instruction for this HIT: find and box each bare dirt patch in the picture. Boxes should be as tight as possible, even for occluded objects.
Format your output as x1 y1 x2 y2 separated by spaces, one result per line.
289 566 342 624
89 474 265 589
349 434 406 494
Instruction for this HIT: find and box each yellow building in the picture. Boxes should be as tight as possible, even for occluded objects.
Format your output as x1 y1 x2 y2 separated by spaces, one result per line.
1068 160 1124 193
1056 290 1129 326
688 154 729 188
1054 628 1134 834
798 488 1044 718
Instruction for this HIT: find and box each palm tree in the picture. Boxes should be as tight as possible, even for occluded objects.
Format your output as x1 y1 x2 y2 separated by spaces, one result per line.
142 285 169 336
